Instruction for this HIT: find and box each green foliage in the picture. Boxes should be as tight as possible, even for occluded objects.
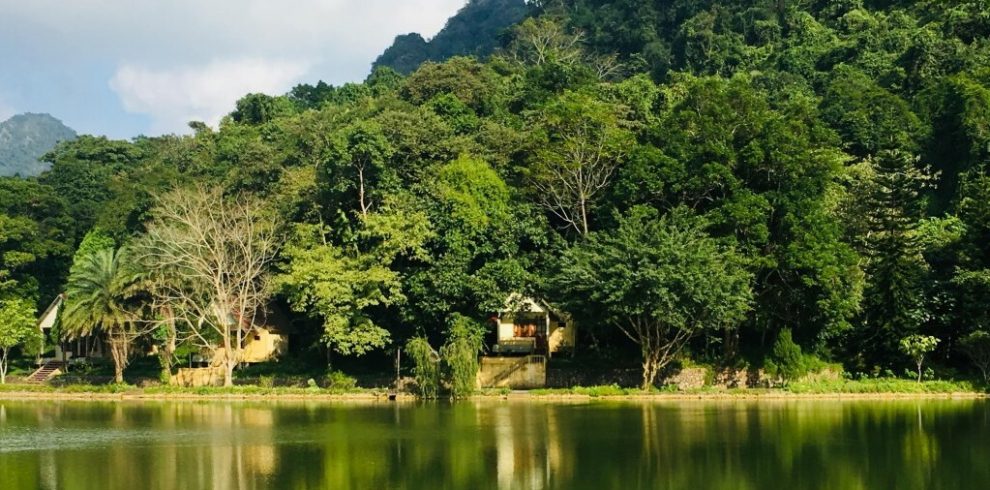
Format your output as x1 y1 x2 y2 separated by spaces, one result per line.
764 329 808 385
0 297 40 384
277 224 397 357
960 331 990 382
899 335 940 383
405 336 440 398
7 0 990 389
554 206 752 388
324 370 358 391
62 247 140 383
439 314 486 398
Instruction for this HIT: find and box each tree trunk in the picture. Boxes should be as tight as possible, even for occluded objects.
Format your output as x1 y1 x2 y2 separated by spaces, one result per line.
579 195 589 236
641 355 660 391
1 349 7 385
358 165 368 218
109 337 126 384
224 354 235 387
917 360 923 383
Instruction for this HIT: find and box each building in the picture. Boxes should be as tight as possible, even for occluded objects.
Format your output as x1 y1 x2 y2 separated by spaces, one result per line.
492 294 575 357
478 294 577 389
37 294 106 362
237 306 290 363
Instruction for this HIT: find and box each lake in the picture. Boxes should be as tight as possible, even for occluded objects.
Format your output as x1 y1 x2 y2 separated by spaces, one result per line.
0 398 987 489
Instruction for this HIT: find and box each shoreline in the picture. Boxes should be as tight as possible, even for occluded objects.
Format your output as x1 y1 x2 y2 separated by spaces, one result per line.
0 388 984 403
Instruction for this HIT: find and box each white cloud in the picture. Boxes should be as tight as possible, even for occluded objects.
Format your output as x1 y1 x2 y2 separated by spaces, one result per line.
0 0 467 136
109 58 310 134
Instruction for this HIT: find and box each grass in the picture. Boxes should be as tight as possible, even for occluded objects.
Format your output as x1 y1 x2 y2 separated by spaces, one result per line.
526 378 982 397
787 377 977 394
0 382 380 397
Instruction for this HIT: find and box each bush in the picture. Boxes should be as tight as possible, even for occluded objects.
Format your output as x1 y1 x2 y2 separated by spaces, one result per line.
324 370 357 391
258 375 275 388
440 314 485 399
764 329 808 385
960 331 990 382
405 336 440 398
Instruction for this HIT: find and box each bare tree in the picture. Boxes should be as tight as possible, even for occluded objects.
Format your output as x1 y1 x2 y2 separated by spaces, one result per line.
530 92 633 236
135 186 280 386
511 17 585 67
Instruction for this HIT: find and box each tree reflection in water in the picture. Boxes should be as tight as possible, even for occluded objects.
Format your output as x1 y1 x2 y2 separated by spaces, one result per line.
0 399 987 489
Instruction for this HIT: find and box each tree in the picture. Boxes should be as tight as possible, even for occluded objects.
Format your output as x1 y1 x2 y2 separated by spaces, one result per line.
0 298 40 384
277 194 431 362
764 329 807 386
277 225 399 361
405 336 440 398
899 334 940 382
960 331 990 382
136 186 280 387
554 206 752 389
62 247 142 384
326 120 395 218
439 314 486 398
854 150 936 363
529 91 633 236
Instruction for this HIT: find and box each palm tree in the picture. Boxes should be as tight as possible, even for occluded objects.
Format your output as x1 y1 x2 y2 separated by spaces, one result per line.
62 247 140 384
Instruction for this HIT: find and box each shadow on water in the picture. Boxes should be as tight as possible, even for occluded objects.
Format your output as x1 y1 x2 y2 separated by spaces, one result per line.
0 399 987 489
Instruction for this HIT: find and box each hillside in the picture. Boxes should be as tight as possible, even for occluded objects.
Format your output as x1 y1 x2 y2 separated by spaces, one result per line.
373 0 530 73
3 0 990 386
0 113 76 176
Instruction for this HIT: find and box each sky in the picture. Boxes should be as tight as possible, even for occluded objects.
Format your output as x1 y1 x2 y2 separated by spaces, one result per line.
0 0 465 138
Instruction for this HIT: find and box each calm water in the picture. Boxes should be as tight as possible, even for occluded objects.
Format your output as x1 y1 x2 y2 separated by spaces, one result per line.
0 399 987 489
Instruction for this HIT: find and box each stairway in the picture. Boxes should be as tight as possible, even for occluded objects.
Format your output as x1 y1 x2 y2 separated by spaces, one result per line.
27 361 65 383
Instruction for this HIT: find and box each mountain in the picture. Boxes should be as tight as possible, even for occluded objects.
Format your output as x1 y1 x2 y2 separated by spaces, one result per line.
0 113 77 177
373 0 531 74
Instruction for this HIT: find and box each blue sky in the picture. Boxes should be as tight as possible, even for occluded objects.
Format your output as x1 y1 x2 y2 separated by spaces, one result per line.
0 0 464 138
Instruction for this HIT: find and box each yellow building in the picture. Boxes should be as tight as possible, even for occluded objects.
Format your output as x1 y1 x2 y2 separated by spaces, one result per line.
492 294 575 357
214 306 290 364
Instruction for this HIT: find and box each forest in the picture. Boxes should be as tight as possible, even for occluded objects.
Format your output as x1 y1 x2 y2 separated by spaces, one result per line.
3 0 990 390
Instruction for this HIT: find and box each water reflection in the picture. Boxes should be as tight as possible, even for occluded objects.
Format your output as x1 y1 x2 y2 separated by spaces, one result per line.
0 399 987 489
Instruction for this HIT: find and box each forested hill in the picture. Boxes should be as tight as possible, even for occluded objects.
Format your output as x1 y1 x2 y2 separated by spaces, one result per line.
373 0 531 73
5 0 990 386
0 113 76 176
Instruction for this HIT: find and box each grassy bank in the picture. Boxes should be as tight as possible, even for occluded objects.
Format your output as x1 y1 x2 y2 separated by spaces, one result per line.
0 376 983 401
529 378 983 398
0 382 384 398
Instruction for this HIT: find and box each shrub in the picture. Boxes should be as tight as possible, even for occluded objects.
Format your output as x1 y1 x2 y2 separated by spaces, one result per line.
440 314 485 399
960 331 990 382
764 329 807 385
259 375 275 388
899 335 940 383
324 370 357 391
405 336 440 398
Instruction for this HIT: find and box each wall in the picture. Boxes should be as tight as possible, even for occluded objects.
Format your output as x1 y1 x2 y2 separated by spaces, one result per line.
171 367 226 387
477 356 547 389
241 329 288 363
547 323 575 354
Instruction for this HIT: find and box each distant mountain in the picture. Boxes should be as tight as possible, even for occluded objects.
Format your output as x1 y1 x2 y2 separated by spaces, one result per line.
0 113 77 177
374 0 531 74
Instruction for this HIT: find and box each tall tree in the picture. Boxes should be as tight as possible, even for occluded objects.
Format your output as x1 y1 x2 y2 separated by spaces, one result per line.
136 186 281 386
554 206 752 388
528 90 633 236
852 150 936 364
0 298 40 384
62 247 142 383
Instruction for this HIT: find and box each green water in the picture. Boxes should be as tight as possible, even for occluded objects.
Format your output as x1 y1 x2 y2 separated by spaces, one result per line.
0 399 987 489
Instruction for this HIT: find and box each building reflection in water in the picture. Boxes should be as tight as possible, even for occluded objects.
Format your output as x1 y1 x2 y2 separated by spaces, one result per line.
0 399 986 489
